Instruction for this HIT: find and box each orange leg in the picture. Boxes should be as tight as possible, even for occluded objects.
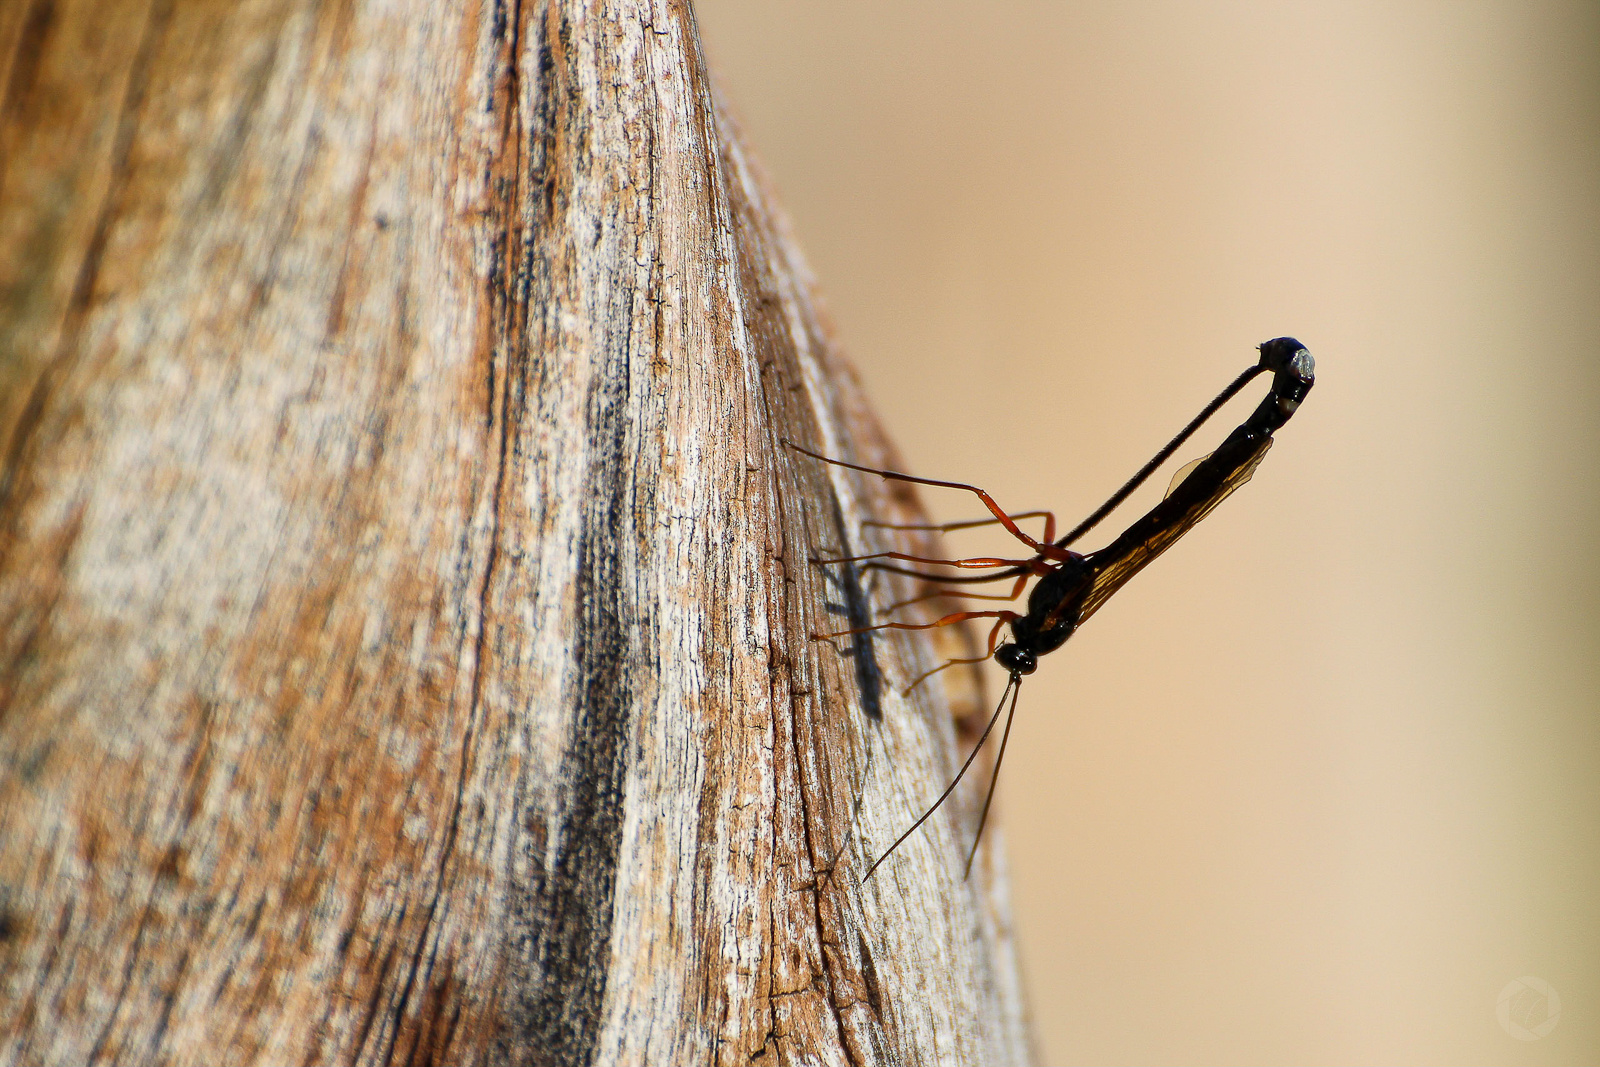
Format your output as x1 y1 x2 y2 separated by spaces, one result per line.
813 549 1040 571
884 570 1033 615
856 559 1036 586
812 609 1019 643
787 441 1073 561
865 509 1057 544
900 615 1014 694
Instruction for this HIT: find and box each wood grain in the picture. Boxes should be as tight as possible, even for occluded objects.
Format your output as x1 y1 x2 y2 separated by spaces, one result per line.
0 1 1032 1062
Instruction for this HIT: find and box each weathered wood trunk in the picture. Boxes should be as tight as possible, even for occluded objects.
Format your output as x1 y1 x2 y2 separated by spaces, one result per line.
0 0 1031 1062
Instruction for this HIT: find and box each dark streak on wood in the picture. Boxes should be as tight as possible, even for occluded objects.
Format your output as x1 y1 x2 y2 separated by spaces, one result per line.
525 348 646 1065
0 1 57 150
57 0 171 358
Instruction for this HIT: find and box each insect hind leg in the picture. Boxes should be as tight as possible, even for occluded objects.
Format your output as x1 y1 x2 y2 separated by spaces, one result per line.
865 510 1057 545
883 570 1034 615
786 440 1072 560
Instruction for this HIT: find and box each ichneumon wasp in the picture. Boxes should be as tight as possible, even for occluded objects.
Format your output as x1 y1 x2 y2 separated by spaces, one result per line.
792 337 1315 880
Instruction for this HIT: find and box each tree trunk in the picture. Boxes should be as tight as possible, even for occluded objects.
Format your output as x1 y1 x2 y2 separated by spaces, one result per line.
0 0 1031 1063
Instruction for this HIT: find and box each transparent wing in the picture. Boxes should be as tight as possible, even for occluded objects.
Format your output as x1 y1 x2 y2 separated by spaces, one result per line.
1078 437 1273 626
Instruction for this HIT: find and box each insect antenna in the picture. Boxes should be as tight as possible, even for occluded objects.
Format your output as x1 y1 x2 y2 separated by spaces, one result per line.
962 673 1024 879
864 672 1023 881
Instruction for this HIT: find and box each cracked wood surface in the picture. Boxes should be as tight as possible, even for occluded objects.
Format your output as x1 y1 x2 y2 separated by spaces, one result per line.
0 0 1032 1063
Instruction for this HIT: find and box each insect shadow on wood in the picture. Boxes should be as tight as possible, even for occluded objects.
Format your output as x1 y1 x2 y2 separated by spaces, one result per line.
815 491 887 723
789 337 1315 881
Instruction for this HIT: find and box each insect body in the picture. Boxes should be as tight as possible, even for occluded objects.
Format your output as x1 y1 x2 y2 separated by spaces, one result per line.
792 337 1315 879
990 552 1092 677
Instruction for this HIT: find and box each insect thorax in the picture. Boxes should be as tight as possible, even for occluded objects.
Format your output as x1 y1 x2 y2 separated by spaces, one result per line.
1012 555 1093 657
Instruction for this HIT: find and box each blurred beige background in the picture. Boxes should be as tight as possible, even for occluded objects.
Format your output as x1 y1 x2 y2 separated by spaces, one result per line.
695 2 1598 1064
